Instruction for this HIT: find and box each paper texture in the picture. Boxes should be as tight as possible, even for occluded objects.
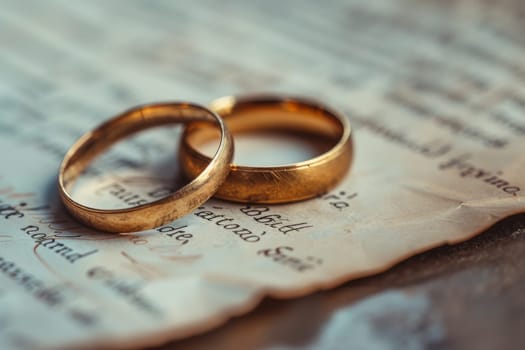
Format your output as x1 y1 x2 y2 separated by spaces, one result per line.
1 0 524 348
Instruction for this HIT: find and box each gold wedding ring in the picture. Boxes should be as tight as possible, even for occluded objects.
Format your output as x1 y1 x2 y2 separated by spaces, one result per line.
179 95 353 203
58 103 233 233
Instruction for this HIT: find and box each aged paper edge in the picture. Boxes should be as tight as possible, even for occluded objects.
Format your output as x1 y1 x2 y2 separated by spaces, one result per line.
64 208 525 350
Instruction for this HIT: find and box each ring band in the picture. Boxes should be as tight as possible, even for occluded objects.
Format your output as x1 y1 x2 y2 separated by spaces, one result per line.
179 95 353 203
58 103 233 233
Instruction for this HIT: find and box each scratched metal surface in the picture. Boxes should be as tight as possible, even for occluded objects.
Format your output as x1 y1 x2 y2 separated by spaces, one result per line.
158 214 525 350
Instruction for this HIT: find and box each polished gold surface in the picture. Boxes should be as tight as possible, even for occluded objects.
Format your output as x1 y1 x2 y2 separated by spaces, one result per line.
58 103 234 233
180 95 353 203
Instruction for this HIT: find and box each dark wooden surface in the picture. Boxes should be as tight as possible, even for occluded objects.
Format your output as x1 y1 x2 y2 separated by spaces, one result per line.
159 215 525 350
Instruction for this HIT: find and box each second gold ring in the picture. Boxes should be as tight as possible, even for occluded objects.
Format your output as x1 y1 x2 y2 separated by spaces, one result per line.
179 95 353 204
